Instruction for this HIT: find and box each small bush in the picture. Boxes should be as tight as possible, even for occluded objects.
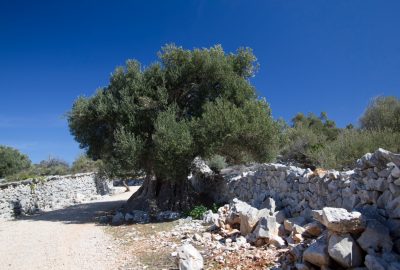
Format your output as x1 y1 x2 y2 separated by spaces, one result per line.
206 154 227 173
35 157 70 176
280 127 327 167
186 205 208 220
71 154 101 174
310 129 400 169
360 96 400 131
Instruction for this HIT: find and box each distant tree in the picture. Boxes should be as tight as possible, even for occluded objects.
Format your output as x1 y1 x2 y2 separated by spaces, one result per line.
0 145 31 178
36 156 70 176
292 112 339 141
360 96 400 132
68 44 279 212
71 154 101 174
280 112 339 167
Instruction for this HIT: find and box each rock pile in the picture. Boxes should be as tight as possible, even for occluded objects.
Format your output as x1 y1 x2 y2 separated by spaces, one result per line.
204 198 400 269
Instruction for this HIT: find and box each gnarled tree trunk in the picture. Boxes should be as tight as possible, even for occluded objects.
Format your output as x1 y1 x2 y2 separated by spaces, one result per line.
123 174 196 215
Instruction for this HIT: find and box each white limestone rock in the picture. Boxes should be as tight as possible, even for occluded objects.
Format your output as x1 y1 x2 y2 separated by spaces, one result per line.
320 207 364 233
357 220 393 254
176 243 204 270
303 238 331 267
328 233 363 268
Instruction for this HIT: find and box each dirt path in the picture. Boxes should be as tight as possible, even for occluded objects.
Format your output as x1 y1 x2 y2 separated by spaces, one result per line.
0 188 139 270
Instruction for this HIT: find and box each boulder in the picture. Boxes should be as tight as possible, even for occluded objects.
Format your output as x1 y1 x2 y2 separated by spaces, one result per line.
230 198 259 235
284 216 306 232
269 235 286 248
303 222 324 237
357 220 393 254
111 211 124 225
364 255 389 270
156 211 181 221
202 210 219 226
391 165 400 179
328 233 363 268
319 207 364 233
126 210 150 223
303 238 331 267
374 148 400 167
260 197 276 213
274 210 286 224
386 196 400 218
252 216 279 238
176 243 204 270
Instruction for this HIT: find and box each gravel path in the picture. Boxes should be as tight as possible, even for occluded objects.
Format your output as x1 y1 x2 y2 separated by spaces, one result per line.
0 188 139 270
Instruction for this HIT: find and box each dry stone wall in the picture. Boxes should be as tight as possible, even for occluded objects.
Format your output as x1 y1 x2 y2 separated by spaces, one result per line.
0 173 113 220
192 148 400 221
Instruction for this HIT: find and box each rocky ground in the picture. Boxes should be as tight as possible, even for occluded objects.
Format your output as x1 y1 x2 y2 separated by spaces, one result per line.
110 198 400 270
0 188 139 270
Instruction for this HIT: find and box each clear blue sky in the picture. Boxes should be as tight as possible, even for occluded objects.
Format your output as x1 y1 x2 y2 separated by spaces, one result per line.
1 1 399 164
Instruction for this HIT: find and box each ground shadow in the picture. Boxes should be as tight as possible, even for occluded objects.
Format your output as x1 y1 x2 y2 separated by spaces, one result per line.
18 199 127 225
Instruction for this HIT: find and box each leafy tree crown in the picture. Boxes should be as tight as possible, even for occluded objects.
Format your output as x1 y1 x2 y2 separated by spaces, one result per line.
68 45 279 180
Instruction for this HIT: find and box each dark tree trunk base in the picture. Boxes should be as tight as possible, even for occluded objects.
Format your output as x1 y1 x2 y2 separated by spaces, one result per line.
123 175 196 216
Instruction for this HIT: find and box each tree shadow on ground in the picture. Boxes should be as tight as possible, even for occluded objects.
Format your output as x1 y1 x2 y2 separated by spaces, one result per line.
18 199 127 225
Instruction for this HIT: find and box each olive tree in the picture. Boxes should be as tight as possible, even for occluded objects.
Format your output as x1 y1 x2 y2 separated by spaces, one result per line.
68 45 279 213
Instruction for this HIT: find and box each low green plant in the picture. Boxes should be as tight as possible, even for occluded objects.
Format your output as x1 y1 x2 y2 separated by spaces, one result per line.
186 205 208 220
206 155 227 173
211 203 219 213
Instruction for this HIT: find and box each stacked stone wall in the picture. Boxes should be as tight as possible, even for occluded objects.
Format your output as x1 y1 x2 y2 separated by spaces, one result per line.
0 173 112 220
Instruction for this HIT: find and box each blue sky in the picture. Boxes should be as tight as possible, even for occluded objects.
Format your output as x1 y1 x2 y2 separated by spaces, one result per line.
0 0 399 164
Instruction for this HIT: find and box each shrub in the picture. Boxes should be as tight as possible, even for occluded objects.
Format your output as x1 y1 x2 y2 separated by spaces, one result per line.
310 129 400 169
186 205 208 220
71 154 101 174
280 126 327 167
360 96 400 132
206 154 227 173
35 157 70 176
0 145 31 178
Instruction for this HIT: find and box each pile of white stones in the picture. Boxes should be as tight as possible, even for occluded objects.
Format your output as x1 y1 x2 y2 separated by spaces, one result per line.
197 197 400 270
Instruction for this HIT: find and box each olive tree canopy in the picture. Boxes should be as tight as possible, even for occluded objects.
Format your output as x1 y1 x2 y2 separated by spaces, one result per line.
68 45 279 212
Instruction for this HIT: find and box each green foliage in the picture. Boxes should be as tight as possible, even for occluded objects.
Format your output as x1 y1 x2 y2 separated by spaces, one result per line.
211 203 219 213
71 154 102 174
0 145 31 178
360 96 400 132
35 157 70 176
206 154 227 173
196 98 279 164
186 205 208 220
68 45 279 185
309 129 400 169
4 170 38 182
280 112 338 167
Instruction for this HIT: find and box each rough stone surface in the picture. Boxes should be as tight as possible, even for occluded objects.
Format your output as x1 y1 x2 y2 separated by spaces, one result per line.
202 210 219 225
357 220 393 254
303 238 330 267
190 149 399 225
0 173 112 220
250 216 279 244
364 254 389 270
320 207 364 233
176 243 204 270
284 216 306 232
230 198 260 235
328 233 363 267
